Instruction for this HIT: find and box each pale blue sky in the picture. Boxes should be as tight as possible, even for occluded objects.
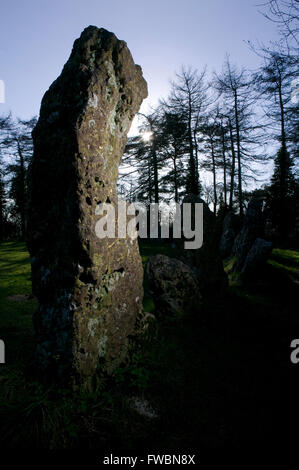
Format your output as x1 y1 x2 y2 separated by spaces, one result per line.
0 0 279 124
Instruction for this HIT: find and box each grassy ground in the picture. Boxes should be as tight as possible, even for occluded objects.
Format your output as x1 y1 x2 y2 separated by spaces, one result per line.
0 241 37 329
268 248 299 282
0 240 298 454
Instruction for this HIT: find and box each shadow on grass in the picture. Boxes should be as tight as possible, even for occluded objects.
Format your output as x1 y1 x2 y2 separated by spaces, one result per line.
0 240 298 453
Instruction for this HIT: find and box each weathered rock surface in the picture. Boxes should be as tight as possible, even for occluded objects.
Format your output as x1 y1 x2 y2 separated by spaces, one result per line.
146 254 202 319
233 197 264 271
241 238 273 275
219 211 239 259
27 26 148 385
181 195 228 292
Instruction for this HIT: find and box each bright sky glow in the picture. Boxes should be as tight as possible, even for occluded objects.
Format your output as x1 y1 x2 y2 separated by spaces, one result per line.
0 0 279 125
141 131 153 143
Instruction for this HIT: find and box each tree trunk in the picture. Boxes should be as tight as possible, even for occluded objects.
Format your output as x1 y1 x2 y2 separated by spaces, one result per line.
148 162 153 204
193 127 199 190
152 145 159 203
188 97 198 195
234 91 243 217
17 140 26 240
278 81 288 202
278 82 286 151
210 137 217 214
173 148 179 203
221 128 227 206
228 119 236 211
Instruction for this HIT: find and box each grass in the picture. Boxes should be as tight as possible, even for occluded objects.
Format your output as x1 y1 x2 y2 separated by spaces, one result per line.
268 248 299 280
139 239 177 267
0 239 298 452
0 241 37 330
139 240 177 314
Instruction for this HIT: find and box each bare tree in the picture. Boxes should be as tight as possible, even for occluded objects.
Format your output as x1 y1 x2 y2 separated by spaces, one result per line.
259 0 299 49
162 66 210 195
2 117 36 239
213 57 260 216
254 50 298 151
0 115 13 239
158 110 188 202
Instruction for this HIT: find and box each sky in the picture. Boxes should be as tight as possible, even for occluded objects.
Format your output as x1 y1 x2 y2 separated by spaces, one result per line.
0 0 280 135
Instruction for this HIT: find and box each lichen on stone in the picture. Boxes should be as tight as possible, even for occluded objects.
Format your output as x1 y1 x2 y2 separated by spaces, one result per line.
27 26 148 387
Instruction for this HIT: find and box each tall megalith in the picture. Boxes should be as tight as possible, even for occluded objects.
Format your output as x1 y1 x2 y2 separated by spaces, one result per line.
27 26 148 385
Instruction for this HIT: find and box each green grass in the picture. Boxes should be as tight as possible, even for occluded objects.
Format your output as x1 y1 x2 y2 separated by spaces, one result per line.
224 248 299 304
139 240 177 267
268 248 299 280
139 240 177 313
0 241 37 330
0 240 298 451
272 248 299 265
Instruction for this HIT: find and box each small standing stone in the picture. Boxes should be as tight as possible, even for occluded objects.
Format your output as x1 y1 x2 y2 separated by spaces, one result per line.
146 254 202 319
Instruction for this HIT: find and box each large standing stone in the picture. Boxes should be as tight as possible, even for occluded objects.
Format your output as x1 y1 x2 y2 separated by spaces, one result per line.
27 26 148 385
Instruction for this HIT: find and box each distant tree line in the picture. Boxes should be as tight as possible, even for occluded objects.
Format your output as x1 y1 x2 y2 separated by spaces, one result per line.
0 115 36 240
118 0 298 245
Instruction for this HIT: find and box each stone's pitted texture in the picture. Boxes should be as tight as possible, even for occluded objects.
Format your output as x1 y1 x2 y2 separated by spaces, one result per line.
219 212 239 259
233 197 264 271
146 254 202 319
241 238 273 275
27 26 148 384
181 195 228 292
